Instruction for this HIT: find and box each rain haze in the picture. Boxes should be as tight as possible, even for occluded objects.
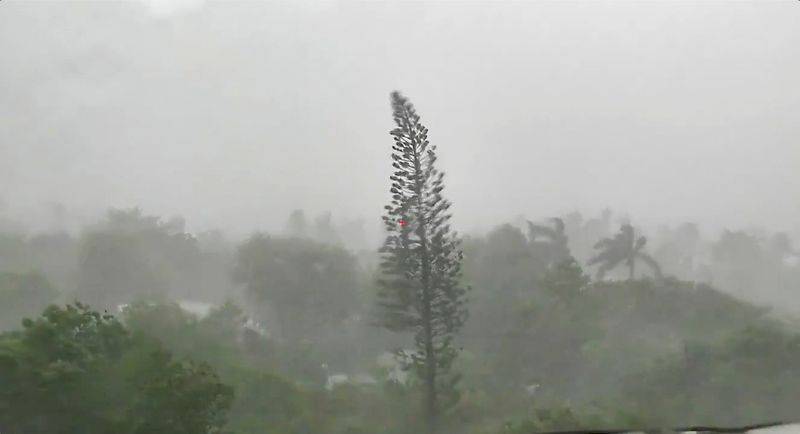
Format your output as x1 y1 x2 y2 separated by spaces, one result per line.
1 0 798 237
3 2 800 433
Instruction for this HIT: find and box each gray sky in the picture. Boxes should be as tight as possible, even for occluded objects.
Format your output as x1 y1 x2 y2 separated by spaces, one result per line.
1 0 798 237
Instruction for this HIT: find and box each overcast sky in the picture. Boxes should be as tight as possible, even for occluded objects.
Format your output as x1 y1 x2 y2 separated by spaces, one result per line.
1 0 798 237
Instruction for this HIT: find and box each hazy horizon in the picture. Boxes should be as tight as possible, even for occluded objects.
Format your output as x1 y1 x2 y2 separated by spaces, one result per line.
1 0 798 239
4 4 800 430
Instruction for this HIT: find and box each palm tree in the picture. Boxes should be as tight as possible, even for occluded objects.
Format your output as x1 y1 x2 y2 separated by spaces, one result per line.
587 224 662 280
527 217 570 266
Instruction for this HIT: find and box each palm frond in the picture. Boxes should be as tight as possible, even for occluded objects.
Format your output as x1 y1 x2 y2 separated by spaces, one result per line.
595 260 620 280
634 236 647 252
636 252 663 279
593 238 616 250
588 251 625 270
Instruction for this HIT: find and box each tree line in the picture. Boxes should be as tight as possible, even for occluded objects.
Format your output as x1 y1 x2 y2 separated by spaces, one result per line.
1 92 800 434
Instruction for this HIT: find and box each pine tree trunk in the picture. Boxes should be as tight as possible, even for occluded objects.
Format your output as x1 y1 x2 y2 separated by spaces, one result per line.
422 290 437 429
413 132 438 430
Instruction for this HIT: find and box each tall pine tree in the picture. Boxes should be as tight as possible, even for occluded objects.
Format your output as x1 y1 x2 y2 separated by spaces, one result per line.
376 91 468 429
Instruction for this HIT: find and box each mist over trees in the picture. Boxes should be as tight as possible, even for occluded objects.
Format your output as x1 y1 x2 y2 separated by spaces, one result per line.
0 3 798 431
0 271 57 330
2 189 800 433
1 89 799 433
232 233 361 344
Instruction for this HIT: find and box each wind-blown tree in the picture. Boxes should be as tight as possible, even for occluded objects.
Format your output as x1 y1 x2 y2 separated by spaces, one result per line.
375 91 468 430
74 208 204 308
233 234 360 344
587 224 662 280
527 217 570 267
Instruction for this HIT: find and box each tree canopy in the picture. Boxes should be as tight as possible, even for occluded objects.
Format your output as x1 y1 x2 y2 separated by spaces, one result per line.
0 303 232 434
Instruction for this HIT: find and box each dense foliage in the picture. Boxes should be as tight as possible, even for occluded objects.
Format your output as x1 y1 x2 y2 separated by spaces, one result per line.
1 194 799 433
0 210 798 433
232 233 361 345
0 304 232 434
